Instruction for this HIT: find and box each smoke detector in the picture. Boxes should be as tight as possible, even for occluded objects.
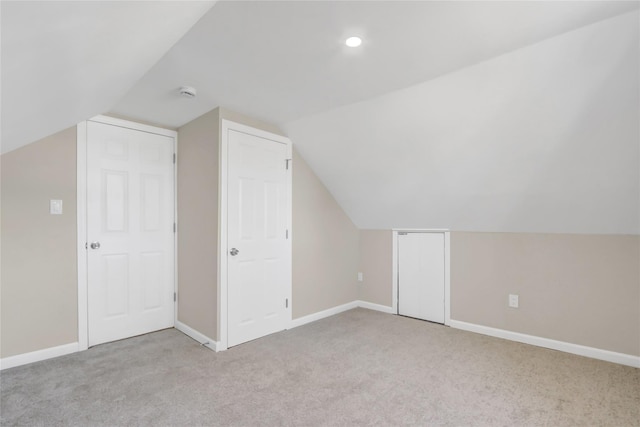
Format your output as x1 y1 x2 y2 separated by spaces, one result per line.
179 86 197 98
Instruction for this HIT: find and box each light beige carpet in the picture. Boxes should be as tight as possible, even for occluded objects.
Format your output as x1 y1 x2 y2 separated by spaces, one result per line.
1 308 639 426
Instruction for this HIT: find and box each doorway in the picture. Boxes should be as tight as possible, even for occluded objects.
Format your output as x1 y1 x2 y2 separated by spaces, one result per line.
393 230 451 325
219 120 292 350
77 116 177 349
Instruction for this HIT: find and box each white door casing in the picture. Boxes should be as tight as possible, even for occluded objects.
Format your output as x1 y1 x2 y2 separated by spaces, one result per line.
395 231 449 324
79 116 176 348
220 121 292 350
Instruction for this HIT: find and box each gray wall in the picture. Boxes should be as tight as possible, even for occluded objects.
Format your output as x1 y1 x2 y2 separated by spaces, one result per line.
1 127 78 358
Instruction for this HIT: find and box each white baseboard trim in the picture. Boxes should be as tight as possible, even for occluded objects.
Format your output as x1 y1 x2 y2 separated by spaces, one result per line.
356 300 395 314
450 320 640 368
0 342 79 370
289 300 396 330
2 322 226 369
175 321 220 352
290 301 359 329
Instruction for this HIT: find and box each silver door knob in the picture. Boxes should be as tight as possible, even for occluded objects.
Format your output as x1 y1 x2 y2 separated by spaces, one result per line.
90 242 101 249
230 248 239 256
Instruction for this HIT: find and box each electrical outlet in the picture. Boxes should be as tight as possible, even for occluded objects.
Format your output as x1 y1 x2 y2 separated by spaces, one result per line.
357 272 363 282
509 294 519 308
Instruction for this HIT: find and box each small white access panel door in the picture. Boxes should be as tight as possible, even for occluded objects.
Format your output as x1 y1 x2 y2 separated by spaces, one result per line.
87 121 175 347
397 232 445 323
227 128 290 347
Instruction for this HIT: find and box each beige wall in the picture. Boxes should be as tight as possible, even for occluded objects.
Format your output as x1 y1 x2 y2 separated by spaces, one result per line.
0 107 285 356
358 230 393 307
1 127 78 358
1 115 637 362
356 230 640 356
178 108 359 336
451 232 640 356
177 108 220 340
292 150 359 318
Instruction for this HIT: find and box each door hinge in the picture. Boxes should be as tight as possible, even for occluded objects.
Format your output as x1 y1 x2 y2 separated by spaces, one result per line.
85 242 88 250
285 298 288 308
285 159 291 170
286 229 289 239
174 292 177 302
173 153 176 164
173 223 176 233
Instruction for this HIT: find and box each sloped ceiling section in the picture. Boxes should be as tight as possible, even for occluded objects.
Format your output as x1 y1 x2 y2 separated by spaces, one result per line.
2 1 638 235
111 1 638 131
285 10 640 235
1 0 215 154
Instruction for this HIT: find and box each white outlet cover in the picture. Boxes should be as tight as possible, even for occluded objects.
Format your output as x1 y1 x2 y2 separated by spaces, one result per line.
357 272 363 282
50 199 63 215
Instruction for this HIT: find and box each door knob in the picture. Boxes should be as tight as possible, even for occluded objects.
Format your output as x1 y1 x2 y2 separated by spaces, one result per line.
230 248 239 256
90 242 101 250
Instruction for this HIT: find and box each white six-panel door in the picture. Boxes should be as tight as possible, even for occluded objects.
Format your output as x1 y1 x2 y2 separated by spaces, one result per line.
226 129 289 347
397 232 445 323
86 121 175 346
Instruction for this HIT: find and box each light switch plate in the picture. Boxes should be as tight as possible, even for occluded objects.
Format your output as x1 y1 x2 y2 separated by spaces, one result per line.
508 294 519 308
357 272 363 282
50 199 63 215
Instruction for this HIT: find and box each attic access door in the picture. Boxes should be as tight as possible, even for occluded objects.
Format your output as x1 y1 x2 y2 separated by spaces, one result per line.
83 117 176 347
221 121 292 349
397 232 446 324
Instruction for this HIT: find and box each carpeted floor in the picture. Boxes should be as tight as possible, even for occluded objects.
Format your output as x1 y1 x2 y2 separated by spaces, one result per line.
1 308 639 426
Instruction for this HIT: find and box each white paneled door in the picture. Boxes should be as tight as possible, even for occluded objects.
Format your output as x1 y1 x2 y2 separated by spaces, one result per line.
227 128 290 347
398 232 445 323
87 121 175 347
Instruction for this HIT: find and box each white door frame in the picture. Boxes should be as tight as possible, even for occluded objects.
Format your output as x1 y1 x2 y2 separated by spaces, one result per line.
76 115 178 351
218 119 293 351
392 229 451 326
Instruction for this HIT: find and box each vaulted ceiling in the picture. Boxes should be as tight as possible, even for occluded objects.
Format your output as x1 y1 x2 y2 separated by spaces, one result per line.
1 0 216 153
285 9 639 234
2 1 638 234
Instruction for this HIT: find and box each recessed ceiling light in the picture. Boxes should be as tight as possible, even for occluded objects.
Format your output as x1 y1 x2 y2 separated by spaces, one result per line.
345 36 362 47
